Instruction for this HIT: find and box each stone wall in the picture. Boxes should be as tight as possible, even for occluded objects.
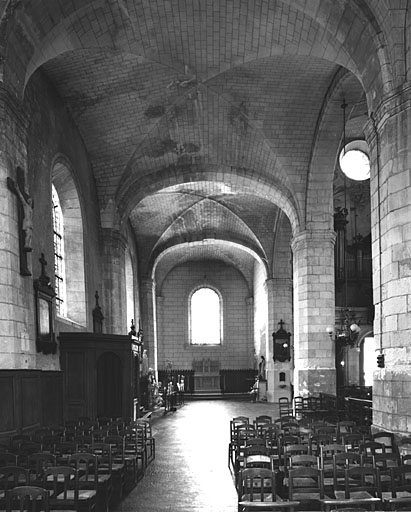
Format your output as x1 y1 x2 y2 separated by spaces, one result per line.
156 260 252 370
0 69 103 371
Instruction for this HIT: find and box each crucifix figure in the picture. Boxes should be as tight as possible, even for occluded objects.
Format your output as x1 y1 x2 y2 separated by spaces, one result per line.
7 167 33 276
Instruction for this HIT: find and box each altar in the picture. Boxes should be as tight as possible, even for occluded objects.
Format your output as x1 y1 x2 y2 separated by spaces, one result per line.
193 358 220 393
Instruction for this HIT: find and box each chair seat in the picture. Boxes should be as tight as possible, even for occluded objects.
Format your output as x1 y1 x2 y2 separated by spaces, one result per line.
80 473 111 484
57 489 97 500
334 490 380 502
239 495 299 508
382 490 411 502
292 491 323 501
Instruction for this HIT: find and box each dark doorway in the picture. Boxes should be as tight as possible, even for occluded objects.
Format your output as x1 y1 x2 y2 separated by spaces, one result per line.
97 352 123 418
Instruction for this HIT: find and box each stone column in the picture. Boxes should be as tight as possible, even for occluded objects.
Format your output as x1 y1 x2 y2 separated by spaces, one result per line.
155 294 164 376
101 229 127 334
365 85 411 434
246 297 254 368
266 277 293 402
291 229 336 396
141 276 156 371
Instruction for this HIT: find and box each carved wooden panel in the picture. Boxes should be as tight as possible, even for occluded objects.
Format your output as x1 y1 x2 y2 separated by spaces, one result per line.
21 375 41 430
0 377 15 432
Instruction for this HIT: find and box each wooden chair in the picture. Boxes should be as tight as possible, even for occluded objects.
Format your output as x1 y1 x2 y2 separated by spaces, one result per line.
332 452 363 492
319 444 346 491
372 452 400 490
70 452 111 512
336 421 357 442
53 442 78 465
293 396 304 420
238 467 299 511
104 435 126 500
135 418 155 463
277 397 292 418
323 466 382 512
27 452 56 485
288 466 327 510
341 433 365 452
0 452 19 467
381 465 411 510
229 419 249 468
6 485 50 512
289 454 319 469
372 431 399 457
0 466 30 508
283 444 310 473
44 465 96 512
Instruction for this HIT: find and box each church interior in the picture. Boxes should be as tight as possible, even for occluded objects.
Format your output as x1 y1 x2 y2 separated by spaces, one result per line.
0 0 411 509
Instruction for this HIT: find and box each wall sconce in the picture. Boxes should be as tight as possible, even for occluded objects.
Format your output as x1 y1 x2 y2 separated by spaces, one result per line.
326 307 361 349
273 319 291 362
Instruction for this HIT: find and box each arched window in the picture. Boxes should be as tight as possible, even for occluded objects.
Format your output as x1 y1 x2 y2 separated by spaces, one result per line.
52 157 86 326
190 287 222 345
52 185 66 316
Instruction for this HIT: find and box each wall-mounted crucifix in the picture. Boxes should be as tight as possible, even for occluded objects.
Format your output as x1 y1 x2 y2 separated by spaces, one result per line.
7 167 33 276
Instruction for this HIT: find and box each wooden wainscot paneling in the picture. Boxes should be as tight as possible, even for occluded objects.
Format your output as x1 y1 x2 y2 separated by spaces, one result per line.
0 375 16 437
42 372 63 426
21 373 41 432
0 370 63 441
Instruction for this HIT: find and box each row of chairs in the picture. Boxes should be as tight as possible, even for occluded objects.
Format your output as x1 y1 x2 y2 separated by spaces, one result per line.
231 413 411 511
238 457 411 511
0 415 156 511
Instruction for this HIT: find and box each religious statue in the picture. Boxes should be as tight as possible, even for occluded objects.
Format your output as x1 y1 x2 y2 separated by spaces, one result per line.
142 349 149 376
8 176 33 251
7 168 34 276
258 355 266 381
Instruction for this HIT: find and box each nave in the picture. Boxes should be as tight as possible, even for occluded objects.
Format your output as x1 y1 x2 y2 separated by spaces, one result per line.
115 400 279 512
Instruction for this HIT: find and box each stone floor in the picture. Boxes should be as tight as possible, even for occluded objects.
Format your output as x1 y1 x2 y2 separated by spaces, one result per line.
113 399 280 512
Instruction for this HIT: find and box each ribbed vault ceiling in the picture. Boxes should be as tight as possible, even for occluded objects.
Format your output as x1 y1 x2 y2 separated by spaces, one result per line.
11 0 373 283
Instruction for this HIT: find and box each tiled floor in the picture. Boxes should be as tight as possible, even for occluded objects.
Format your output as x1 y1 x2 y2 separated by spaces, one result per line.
114 398 280 512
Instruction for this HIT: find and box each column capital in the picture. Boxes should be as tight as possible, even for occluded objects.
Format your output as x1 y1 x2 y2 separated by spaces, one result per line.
364 82 411 141
291 229 336 253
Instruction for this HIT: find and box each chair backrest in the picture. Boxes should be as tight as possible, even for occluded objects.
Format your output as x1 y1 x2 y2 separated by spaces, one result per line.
6 485 49 512
359 440 386 464
289 454 319 468
0 466 29 493
28 452 56 480
372 431 398 456
238 467 278 503
244 445 270 457
279 397 292 417
372 452 400 472
309 434 334 456
343 466 382 499
336 421 356 441
245 438 266 447
288 466 325 499
43 465 79 505
237 425 257 445
341 433 364 451
89 443 112 472
389 464 411 498
69 452 98 487
0 452 18 466
233 416 250 424
332 452 363 491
